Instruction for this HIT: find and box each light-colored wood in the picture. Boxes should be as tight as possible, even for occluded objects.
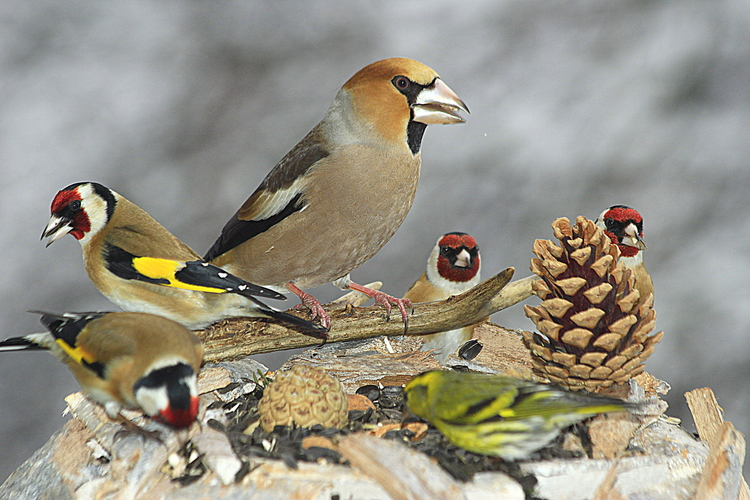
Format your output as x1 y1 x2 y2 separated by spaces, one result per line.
694 422 747 500
197 268 534 363
686 387 750 500
686 387 725 443
592 460 626 500
337 434 468 500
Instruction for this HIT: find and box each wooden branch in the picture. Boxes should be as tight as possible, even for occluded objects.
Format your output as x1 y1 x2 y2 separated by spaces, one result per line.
197 268 535 363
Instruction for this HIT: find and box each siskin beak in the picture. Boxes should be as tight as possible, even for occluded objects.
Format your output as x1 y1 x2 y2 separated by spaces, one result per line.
412 78 470 125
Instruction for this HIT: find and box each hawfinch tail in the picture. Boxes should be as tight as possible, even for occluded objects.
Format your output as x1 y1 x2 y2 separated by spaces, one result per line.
42 182 324 333
404 232 482 362
0 311 203 428
203 58 469 330
595 205 653 306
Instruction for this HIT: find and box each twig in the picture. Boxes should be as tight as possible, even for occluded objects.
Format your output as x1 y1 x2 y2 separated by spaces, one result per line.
198 268 534 363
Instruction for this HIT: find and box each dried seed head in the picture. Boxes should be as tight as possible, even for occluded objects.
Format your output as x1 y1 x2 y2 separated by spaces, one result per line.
258 365 348 431
523 217 663 391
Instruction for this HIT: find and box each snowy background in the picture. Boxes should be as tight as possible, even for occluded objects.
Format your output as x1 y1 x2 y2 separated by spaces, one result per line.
2 0 749 481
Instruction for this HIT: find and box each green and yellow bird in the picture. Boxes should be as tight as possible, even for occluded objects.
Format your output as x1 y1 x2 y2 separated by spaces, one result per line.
404 370 632 460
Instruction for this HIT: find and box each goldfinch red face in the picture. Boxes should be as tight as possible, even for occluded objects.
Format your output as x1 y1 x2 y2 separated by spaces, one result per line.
133 359 199 428
43 182 114 246
596 205 646 258
434 232 480 283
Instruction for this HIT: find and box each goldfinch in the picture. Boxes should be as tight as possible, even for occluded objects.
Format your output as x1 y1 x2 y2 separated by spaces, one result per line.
203 58 469 330
595 205 654 306
404 232 482 362
0 311 204 428
42 182 324 333
404 370 631 460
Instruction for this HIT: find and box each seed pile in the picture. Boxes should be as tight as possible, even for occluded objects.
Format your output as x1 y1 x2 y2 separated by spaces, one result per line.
178 374 591 497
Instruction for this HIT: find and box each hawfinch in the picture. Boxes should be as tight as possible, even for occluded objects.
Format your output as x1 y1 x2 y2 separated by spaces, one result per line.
42 182 324 333
595 205 653 306
204 58 469 330
0 311 203 428
404 232 482 362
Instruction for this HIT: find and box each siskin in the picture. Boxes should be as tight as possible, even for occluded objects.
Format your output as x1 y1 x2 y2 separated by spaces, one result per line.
404 370 632 460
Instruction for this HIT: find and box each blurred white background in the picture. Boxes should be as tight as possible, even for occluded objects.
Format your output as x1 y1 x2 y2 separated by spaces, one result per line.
2 0 749 481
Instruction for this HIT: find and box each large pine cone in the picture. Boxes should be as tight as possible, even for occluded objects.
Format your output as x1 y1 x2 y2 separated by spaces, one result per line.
258 365 348 431
522 217 663 391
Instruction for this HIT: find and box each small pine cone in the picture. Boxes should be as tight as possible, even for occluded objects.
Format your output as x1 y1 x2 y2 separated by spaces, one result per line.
522 216 664 392
258 365 348 432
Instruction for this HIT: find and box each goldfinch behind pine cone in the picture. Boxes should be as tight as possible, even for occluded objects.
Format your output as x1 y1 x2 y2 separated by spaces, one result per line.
595 205 653 307
0 311 203 428
404 370 631 460
404 232 482 362
204 58 469 330
42 182 324 334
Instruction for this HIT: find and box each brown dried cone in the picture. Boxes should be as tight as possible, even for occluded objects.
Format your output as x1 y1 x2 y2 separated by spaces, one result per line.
522 216 664 391
258 365 348 431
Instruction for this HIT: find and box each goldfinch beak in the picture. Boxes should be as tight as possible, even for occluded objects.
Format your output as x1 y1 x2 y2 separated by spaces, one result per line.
454 249 472 268
412 78 469 125
624 223 647 250
42 215 73 247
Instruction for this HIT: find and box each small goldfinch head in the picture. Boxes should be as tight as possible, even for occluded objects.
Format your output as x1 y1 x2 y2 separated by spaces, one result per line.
133 360 199 428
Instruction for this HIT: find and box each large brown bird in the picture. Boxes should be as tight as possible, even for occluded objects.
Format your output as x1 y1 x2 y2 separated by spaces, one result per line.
204 58 469 329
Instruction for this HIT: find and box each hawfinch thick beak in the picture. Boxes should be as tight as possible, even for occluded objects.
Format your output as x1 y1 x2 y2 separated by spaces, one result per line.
42 215 73 247
412 78 469 125
454 249 472 268
624 223 647 250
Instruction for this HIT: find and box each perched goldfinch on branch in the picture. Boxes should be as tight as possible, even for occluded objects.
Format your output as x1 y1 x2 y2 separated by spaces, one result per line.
204 58 469 330
595 205 653 306
0 311 203 428
404 370 632 460
42 182 324 334
404 233 482 362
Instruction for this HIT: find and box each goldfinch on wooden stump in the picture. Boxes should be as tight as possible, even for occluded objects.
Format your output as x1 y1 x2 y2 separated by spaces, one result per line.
0 311 203 428
404 232 482 362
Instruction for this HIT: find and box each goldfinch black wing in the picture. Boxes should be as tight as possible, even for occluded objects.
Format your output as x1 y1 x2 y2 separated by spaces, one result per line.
34 311 109 378
102 243 285 300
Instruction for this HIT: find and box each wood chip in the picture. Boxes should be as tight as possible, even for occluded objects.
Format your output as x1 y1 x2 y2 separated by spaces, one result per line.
348 394 377 411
